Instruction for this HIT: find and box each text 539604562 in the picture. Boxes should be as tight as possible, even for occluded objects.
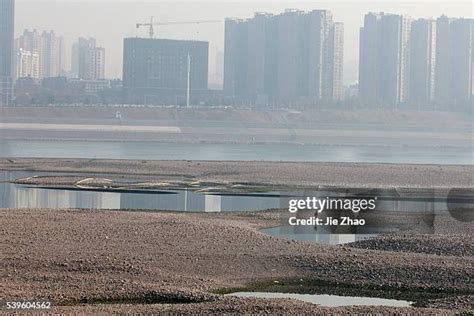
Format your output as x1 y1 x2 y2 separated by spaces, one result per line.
3 301 52 310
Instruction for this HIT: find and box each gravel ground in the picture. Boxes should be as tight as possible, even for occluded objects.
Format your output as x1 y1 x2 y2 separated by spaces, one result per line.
349 234 473 257
51 297 455 315
1 208 472 314
349 214 474 256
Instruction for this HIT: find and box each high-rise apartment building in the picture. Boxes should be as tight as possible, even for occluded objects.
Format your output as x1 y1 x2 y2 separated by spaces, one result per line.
450 19 473 103
435 17 473 104
72 38 105 80
273 10 304 102
224 13 273 102
224 9 344 106
327 22 345 101
123 38 209 105
15 29 40 52
0 0 14 106
223 18 247 99
15 29 65 79
360 13 472 107
40 31 65 78
358 13 380 104
359 13 412 106
15 49 40 79
306 10 339 102
434 15 452 102
409 19 436 105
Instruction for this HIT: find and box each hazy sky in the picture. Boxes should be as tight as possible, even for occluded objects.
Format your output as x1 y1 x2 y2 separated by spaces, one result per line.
16 0 473 83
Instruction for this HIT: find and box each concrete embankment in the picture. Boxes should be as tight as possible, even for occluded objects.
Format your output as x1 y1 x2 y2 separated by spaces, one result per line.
1 106 471 147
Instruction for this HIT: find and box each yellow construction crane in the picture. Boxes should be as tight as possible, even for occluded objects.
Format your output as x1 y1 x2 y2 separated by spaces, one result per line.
136 16 221 39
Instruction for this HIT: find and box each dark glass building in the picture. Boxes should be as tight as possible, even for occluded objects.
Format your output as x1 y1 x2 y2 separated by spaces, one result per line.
123 38 209 105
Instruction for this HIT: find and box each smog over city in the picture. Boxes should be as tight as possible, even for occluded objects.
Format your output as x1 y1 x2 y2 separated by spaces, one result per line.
0 0 472 314
14 1 472 81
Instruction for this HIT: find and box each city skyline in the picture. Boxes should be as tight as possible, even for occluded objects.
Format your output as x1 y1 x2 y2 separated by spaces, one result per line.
15 1 472 82
4 1 472 108
359 12 473 107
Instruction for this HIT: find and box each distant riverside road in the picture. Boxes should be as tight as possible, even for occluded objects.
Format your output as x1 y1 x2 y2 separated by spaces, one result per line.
0 122 181 133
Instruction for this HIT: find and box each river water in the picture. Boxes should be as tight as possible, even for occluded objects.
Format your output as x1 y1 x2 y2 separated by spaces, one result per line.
0 171 281 212
0 140 472 164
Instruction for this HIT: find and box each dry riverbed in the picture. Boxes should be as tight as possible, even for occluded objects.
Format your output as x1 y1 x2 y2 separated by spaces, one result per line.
1 208 472 314
1 158 473 314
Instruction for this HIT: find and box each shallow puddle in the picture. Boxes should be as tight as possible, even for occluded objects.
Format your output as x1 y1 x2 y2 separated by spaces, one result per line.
228 292 412 307
260 226 378 245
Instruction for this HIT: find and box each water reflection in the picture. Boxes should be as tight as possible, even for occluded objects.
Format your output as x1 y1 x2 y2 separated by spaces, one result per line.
2 171 472 245
14 186 122 209
228 292 412 307
0 172 280 212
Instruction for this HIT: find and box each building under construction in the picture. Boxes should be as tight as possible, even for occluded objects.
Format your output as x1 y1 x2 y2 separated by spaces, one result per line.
123 38 209 105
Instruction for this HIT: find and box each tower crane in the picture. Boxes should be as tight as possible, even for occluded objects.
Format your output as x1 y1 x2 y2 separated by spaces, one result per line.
136 16 221 39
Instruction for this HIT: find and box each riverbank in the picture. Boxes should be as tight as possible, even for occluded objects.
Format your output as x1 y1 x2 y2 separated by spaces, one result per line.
0 123 471 147
0 107 471 147
1 208 472 314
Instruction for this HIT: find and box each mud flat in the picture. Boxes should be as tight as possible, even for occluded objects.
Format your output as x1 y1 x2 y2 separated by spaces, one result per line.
1 208 472 314
1 158 473 189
